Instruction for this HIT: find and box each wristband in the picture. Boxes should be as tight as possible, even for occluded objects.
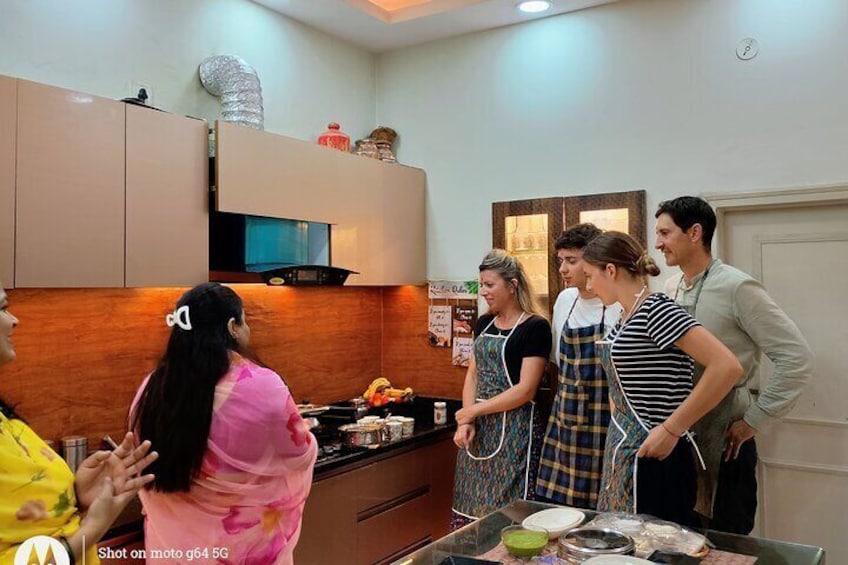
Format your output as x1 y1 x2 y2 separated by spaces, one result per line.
58 535 76 565
661 422 683 438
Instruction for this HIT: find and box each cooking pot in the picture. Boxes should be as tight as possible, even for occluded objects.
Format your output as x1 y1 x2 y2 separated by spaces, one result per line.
338 423 386 447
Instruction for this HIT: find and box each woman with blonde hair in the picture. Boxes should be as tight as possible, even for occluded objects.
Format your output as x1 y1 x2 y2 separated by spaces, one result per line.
581 232 741 526
451 250 552 528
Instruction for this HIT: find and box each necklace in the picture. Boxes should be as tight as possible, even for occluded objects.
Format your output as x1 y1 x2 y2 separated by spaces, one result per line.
619 285 648 325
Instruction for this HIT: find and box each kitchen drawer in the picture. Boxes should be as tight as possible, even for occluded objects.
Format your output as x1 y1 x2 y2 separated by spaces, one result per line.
354 447 430 513
356 491 432 565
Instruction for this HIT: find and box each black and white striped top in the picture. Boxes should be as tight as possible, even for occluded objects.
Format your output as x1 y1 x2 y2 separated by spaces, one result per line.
607 293 700 428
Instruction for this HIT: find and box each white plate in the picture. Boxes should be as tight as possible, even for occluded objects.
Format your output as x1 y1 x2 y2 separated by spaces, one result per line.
582 557 655 565
522 507 585 540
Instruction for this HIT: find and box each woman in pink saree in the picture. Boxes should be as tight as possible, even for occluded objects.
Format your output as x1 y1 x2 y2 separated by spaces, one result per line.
130 283 317 565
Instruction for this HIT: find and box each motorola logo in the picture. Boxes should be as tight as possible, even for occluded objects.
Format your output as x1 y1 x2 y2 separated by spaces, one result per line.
14 535 71 565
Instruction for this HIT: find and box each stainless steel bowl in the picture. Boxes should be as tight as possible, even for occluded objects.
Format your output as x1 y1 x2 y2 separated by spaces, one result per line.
558 527 634 562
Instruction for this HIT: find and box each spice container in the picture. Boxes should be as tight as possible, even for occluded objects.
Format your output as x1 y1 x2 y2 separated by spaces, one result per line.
400 417 415 438
434 401 447 425
386 421 403 442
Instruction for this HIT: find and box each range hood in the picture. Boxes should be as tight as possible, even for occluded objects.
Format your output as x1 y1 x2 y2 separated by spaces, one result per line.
259 265 358 286
209 211 356 286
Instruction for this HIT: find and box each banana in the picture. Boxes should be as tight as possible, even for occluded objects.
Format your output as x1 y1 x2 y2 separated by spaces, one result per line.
385 387 413 398
363 377 392 400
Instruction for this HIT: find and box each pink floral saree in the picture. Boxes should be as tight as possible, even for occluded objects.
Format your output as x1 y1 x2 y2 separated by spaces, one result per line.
132 355 317 565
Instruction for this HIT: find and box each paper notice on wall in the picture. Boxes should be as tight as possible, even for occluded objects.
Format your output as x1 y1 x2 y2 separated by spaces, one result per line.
428 305 452 347
452 304 477 336
452 336 474 367
428 280 478 300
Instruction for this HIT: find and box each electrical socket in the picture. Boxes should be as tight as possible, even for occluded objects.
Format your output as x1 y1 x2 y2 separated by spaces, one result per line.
130 80 154 105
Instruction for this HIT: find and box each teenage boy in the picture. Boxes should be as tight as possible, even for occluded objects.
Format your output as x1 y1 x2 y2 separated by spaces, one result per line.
536 224 621 508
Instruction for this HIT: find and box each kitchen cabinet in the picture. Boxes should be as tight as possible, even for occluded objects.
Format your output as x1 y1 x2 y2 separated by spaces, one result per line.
6 75 209 288
0 76 15 289
294 436 456 565
493 190 646 315
214 121 426 286
15 79 125 287
125 105 208 287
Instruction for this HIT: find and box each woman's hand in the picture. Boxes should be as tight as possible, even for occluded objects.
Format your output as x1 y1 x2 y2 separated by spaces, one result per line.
455 405 479 426
453 423 476 448
636 425 679 460
75 432 157 511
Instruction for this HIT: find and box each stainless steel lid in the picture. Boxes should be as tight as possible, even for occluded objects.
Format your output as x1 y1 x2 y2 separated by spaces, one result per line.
558 527 634 559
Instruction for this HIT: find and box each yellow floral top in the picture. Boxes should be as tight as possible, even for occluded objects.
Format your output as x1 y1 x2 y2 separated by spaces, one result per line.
0 413 99 564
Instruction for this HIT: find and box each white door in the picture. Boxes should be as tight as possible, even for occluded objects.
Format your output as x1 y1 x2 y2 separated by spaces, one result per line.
713 187 848 562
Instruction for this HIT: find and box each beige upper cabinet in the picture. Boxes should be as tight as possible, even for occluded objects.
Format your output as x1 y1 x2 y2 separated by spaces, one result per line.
0 76 16 289
15 80 125 287
125 106 208 287
215 121 426 286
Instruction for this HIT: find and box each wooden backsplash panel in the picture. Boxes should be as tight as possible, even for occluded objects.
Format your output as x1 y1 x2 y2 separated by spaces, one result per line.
381 285 465 399
0 286 382 446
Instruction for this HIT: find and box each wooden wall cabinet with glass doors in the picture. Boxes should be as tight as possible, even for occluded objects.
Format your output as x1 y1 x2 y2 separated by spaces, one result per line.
493 190 646 317
492 198 564 317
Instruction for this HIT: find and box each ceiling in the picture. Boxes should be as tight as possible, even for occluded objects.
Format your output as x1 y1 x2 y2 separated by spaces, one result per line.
252 0 622 53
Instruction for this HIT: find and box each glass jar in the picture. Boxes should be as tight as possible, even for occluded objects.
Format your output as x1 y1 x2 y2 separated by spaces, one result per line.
353 138 378 159
317 122 350 152
374 140 397 163
434 401 447 426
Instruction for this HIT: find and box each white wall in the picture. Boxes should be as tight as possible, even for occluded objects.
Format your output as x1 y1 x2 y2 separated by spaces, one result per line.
0 0 376 142
376 0 848 282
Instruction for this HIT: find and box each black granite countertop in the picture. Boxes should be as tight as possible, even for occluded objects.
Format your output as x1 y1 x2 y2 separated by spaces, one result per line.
313 419 457 480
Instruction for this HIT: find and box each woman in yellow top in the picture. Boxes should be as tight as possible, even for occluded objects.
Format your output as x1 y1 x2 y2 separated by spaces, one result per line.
0 283 158 565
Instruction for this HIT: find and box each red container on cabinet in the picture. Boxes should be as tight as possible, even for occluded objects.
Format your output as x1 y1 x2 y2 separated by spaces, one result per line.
318 122 350 152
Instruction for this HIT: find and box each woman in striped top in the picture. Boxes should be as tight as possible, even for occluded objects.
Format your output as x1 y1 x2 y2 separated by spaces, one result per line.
581 232 741 526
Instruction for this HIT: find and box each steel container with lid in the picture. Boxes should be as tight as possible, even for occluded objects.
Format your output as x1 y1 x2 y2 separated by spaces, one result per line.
557 527 635 562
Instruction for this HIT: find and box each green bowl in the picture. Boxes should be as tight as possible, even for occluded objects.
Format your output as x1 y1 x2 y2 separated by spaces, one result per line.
501 524 549 558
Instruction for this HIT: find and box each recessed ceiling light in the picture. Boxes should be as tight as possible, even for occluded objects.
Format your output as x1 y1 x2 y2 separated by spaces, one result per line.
517 0 552 13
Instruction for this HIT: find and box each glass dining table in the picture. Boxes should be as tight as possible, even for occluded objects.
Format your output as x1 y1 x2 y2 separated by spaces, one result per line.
392 500 825 565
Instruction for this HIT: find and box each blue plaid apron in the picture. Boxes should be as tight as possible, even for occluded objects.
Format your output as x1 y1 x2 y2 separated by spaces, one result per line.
536 299 609 509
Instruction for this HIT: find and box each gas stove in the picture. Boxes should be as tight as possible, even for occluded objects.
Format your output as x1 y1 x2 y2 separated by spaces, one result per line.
314 441 365 465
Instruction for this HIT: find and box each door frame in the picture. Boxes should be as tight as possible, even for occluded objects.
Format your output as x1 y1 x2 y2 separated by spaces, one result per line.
704 183 848 262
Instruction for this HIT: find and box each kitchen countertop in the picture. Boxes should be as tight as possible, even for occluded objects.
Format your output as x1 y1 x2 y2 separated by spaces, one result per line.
391 499 826 565
313 420 457 481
